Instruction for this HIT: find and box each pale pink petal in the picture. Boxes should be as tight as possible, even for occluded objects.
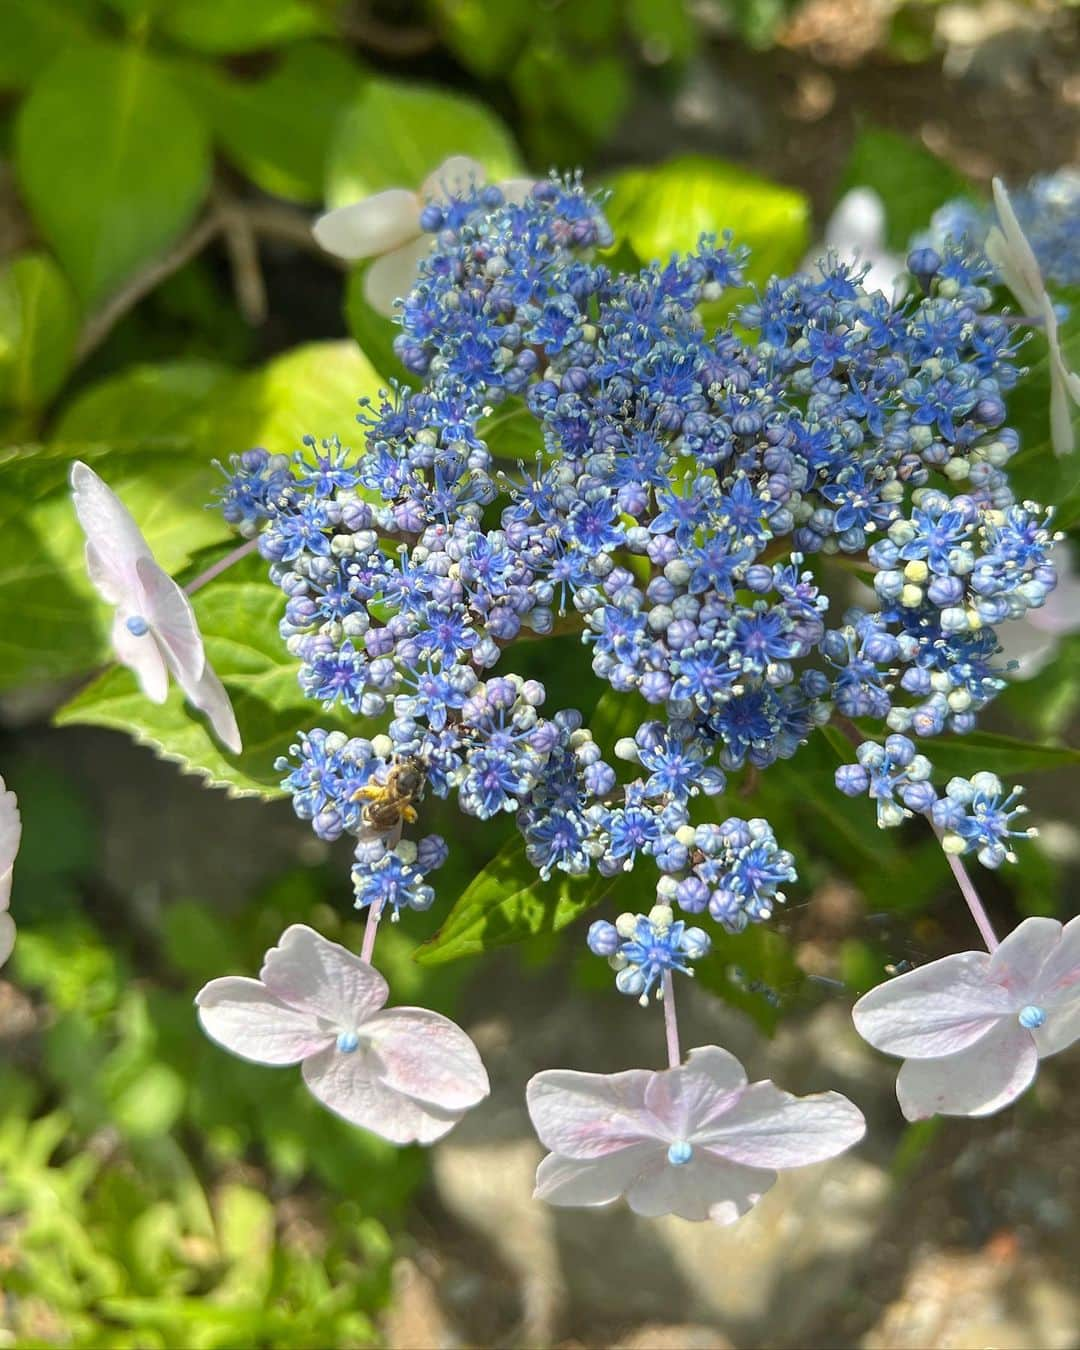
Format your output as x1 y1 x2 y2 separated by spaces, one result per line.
111 611 169 703
0 913 13 968
135 557 205 684
260 925 388 1026
526 1068 655 1158
1031 915 1080 1007
643 1046 748 1138
363 1007 489 1111
0 779 21 913
989 916 1063 1002
1027 543 1080 638
196 976 332 1065
626 1150 775 1224
696 1081 865 1168
301 1043 462 1144
534 1143 661 1208
312 189 420 260
363 235 432 317
420 155 485 200
175 659 242 754
895 1019 1038 1120
70 461 153 603
1035 1000 1080 1058
852 951 1009 1057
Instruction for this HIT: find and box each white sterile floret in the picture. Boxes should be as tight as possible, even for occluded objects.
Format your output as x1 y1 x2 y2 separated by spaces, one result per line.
526 1046 865 1224
70 462 241 754
986 178 1080 457
313 156 534 317
197 925 489 1145
0 778 21 968
852 915 1080 1119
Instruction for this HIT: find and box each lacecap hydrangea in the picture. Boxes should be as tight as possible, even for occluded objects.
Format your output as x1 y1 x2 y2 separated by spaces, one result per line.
215 170 1057 999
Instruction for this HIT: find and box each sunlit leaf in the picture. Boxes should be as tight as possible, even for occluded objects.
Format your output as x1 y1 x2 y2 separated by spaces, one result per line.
0 253 80 411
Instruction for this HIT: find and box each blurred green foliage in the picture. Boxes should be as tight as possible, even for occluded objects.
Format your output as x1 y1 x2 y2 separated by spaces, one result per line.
0 754 477 1345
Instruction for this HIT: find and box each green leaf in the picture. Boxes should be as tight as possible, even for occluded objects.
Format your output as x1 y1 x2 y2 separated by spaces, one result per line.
158 0 328 52
210 340 385 456
177 43 361 204
0 0 90 92
0 253 80 411
604 155 810 285
56 554 361 797
915 729 1080 778
0 441 233 691
626 0 697 63
53 357 240 444
415 835 636 965
433 0 526 77
325 77 520 209
839 127 971 253
15 43 212 306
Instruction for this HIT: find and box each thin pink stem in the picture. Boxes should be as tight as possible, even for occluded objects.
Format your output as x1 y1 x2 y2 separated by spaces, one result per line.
661 971 682 1069
934 826 1000 952
184 537 260 595
360 896 385 967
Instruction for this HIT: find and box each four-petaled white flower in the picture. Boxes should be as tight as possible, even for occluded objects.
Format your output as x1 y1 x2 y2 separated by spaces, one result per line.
986 177 1080 457
819 187 903 298
313 155 533 316
70 461 241 754
853 915 1080 1120
196 924 489 1144
526 1046 865 1224
0 777 20 969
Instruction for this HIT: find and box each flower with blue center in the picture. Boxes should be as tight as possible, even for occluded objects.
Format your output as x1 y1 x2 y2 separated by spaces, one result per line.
588 905 710 1005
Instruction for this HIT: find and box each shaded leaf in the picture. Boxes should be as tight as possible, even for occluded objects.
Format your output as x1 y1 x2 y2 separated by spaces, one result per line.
16 43 211 306
159 0 328 52
178 42 361 204
0 253 80 411
325 77 520 209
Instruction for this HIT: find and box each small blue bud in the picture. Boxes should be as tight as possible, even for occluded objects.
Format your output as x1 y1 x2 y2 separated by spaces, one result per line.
1018 1005 1046 1030
336 1030 360 1053
667 1140 693 1166
126 615 150 637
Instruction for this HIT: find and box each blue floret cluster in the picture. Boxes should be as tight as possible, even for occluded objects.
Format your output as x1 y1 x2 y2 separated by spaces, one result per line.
215 170 1058 983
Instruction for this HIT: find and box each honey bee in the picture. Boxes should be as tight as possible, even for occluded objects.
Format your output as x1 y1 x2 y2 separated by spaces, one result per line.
353 757 426 834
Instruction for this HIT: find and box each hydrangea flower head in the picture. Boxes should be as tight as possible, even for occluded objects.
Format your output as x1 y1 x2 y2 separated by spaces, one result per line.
196 925 489 1144
0 778 20 968
527 1046 865 1223
852 915 1080 1120
70 462 241 753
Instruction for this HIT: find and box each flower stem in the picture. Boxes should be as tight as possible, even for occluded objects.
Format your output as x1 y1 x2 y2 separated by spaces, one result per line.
184 537 260 596
360 895 385 967
661 971 682 1069
933 826 1000 952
